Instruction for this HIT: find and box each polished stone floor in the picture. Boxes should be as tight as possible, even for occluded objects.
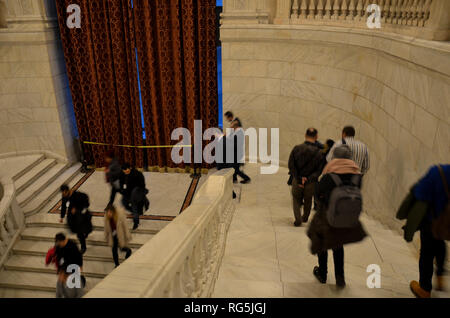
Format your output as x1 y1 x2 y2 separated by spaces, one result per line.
213 164 450 298
76 171 196 216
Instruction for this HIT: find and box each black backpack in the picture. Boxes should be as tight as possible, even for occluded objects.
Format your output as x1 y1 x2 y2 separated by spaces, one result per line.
326 174 363 228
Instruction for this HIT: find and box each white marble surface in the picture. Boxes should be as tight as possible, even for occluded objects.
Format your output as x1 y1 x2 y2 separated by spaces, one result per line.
221 26 450 234
75 171 196 216
213 164 450 298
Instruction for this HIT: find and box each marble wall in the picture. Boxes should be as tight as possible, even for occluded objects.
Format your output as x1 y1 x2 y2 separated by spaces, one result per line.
0 0 78 161
221 25 450 229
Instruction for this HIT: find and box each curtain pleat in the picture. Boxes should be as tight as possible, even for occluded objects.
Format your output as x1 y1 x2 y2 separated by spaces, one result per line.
133 0 218 168
55 0 143 167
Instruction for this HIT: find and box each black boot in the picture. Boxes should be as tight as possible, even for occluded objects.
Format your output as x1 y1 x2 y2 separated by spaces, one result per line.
125 249 132 259
313 266 327 284
336 275 346 288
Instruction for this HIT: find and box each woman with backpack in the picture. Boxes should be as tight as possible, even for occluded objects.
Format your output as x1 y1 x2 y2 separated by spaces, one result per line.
307 145 367 288
104 204 132 267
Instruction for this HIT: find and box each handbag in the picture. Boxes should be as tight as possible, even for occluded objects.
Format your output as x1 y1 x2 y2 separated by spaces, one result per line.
431 165 450 241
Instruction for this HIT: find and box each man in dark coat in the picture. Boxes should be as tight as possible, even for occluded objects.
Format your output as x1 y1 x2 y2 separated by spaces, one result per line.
54 233 84 298
105 150 123 206
60 185 92 254
307 145 367 288
288 128 324 226
120 163 149 230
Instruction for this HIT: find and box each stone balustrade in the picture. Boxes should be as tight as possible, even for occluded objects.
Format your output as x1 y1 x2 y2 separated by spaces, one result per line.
85 169 236 298
0 176 25 269
222 0 449 40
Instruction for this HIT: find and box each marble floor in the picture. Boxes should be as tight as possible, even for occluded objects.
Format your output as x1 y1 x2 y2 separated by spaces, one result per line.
75 171 198 216
0 154 43 179
213 164 450 298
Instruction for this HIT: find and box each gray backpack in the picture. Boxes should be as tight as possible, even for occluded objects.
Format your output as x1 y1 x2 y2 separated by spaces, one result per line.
326 174 362 228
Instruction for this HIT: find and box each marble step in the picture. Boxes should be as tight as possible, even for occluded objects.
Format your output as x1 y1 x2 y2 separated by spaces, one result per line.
13 239 131 262
17 163 69 207
26 169 87 215
26 213 161 235
0 270 102 293
22 163 83 215
0 287 55 298
4 254 115 278
20 226 153 248
15 159 58 194
11 154 45 181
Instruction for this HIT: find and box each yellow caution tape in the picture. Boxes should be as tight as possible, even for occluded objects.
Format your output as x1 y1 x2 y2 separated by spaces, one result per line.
82 141 192 149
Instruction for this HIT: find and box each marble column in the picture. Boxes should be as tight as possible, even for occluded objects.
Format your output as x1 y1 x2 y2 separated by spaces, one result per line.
0 0 78 161
221 0 277 24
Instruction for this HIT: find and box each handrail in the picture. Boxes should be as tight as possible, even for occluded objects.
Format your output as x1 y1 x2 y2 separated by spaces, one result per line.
0 176 25 269
85 169 236 298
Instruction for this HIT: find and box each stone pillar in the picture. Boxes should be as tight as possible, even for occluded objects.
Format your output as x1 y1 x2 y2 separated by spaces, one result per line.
0 0 78 161
221 0 277 24
423 0 450 41
0 0 7 28
273 0 291 24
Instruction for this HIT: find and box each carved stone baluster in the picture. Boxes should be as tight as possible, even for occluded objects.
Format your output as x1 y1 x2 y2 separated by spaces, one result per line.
409 0 418 26
292 0 300 18
300 0 308 19
181 256 195 297
191 240 203 293
400 0 409 25
332 0 340 19
339 0 348 20
0 220 9 256
422 0 432 24
4 211 15 240
356 0 364 22
417 0 427 27
383 0 391 23
395 0 402 24
324 0 333 19
316 0 325 19
362 0 371 23
347 0 356 20
307 0 315 19
378 0 384 20
404 0 413 25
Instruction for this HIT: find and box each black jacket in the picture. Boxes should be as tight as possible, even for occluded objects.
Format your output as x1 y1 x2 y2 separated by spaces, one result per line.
307 173 367 254
61 191 92 235
121 169 146 197
288 141 324 185
56 239 83 272
61 191 90 219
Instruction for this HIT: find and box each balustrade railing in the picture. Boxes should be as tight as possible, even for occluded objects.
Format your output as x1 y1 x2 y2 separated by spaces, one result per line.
270 0 449 40
86 169 236 298
0 177 25 269
283 0 432 27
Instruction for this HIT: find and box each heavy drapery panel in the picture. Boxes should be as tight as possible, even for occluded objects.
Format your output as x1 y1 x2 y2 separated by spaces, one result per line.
55 0 144 167
132 0 218 168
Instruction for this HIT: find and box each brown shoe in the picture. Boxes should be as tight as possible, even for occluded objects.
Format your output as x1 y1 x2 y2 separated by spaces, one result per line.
436 276 445 292
410 281 431 298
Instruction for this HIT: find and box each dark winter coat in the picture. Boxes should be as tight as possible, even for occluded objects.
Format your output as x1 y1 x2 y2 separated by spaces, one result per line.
61 191 92 235
307 173 367 255
396 188 428 242
120 168 147 197
288 141 324 185
55 239 83 272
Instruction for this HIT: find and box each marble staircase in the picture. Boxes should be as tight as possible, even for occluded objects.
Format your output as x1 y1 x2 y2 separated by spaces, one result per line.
0 154 159 298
